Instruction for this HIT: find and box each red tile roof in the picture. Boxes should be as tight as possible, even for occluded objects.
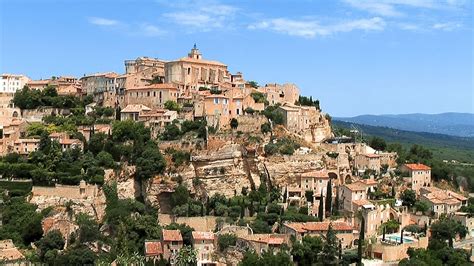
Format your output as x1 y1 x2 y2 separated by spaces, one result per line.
144 241 162 256
285 221 353 233
404 163 431 171
162 229 183 242
302 170 329 179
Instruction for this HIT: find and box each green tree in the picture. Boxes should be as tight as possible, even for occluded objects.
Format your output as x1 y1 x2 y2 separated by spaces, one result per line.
261 122 272 134
325 179 332 217
357 217 365 266
164 100 181 111
318 192 324 221
218 234 237 252
96 151 115 168
322 224 339 265
171 185 190 208
230 118 239 130
414 201 429 213
291 236 323 265
162 123 182 140
135 146 166 180
37 230 65 260
175 245 197 266
400 189 417 208
369 137 387 151
430 216 468 248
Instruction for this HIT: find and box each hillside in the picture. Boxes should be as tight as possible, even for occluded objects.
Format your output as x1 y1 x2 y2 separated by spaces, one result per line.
333 120 474 163
335 112 474 137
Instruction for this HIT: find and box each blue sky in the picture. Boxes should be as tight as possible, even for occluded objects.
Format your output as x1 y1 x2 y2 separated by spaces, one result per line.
0 0 472 116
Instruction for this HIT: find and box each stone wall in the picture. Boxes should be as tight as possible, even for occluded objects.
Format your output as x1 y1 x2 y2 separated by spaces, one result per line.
265 153 324 188
235 115 267 133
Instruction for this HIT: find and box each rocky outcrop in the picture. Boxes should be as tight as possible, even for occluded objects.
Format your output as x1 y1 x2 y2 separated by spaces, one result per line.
264 153 325 187
104 165 140 200
191 144 253 197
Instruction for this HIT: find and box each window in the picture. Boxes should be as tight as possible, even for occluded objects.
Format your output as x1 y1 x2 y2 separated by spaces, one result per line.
214 98 219 104
237 109 240 115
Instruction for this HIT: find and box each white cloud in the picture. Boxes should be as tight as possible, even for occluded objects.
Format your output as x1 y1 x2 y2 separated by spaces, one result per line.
432 22 461 31
343 0 466 17
163 2 238 31
248 17 386 38
139 23 167 36
88 17 119 26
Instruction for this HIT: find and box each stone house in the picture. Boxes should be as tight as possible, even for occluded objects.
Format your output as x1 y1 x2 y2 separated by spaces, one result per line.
144 240 163 264
340 182 369 212
80 72 118 104
191 231 217 266
125 83 178 109
261 83 300 106
354 153 382 173
281 221 354 249
419 187 467 216
77 124 111 142
352 202 393 237
161 229 183 264
276 103 317 134
236 234 289 255
120 104 152 121
400 163 431 194
0 239 25 264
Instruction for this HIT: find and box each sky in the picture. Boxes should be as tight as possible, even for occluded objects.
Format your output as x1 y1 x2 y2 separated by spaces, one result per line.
0 0 472 117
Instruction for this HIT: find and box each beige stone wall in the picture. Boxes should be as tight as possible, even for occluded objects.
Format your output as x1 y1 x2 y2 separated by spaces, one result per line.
235 115 267 133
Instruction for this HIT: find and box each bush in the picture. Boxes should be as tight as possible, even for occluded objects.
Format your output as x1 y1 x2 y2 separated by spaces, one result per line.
218 234 237 252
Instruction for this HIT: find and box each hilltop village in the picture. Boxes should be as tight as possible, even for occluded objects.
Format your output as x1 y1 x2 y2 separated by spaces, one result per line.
0 46 473 265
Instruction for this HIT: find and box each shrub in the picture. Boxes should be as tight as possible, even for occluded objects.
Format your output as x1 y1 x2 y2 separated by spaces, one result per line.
218 234 237 252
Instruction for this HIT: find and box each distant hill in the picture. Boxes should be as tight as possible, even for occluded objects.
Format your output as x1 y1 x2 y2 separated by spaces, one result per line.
335 113 474 137
332 120 474 163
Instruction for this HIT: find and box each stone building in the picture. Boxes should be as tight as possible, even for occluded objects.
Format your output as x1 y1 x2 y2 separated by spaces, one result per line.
281 221 354 249
0 239 25 264
354 153 382 173
1 73 30 93
125 83 178 109
261 83 300 106
144 240 163 264
161 229 183 264
80 72 118 101
125 56 166 79
419 187 467 216
191 231 217 266
165 45 228 96
236 234 289 255
400 163 431 194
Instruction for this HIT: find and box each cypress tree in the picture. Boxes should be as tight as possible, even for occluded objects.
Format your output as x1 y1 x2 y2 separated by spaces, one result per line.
392 185 396 198
334 186 340 215
358 217 365 266
318 190 324 222
325 179 332 216
200 203 204 217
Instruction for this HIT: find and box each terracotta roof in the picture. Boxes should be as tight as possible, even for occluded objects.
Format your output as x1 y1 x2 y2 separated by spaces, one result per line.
0 247 25 262
242 234 285 245
126 83 178 91
344 183 366 191
358 179 378 186
162 229 183 242
302 170 329 179
285 221 353 233
144 241 162 256
404 163 431 171
121 104 151 113
174 56 227 66
352 199 374 207
192 231 215 241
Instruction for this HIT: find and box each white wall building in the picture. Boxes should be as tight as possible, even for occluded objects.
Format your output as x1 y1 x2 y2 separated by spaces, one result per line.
1 74 30 93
